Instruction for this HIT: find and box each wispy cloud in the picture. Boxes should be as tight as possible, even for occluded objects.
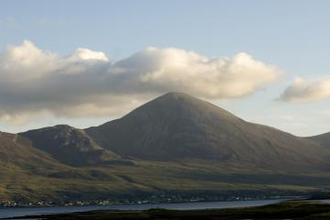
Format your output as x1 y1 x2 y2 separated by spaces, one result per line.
280 77 330 103
0 40 280 124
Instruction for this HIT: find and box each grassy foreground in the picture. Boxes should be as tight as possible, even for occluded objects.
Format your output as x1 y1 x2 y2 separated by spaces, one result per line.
15 201 330 220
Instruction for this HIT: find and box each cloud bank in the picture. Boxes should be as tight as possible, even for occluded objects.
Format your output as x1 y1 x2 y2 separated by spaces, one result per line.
0 40 280 124
280 77 330 103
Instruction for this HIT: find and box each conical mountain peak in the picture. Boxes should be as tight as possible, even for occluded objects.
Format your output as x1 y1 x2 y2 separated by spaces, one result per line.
123 92 241 124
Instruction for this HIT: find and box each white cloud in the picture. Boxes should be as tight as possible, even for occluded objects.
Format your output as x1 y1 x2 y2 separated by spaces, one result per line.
0 40 280 125
280 77 330 103
67 48 109 62
0 40 59 80
117 47 280 99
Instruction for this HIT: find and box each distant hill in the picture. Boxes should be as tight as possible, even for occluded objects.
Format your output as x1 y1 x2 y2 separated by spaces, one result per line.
21 125 119 166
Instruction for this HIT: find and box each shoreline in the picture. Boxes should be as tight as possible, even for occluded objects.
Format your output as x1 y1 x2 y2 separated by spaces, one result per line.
0 195 300 209
5 200 330 220
0 198 289 219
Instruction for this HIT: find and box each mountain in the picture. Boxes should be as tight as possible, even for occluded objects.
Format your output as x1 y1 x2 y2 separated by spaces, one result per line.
20 125 120 166
86 92 330 171
2 92 330 204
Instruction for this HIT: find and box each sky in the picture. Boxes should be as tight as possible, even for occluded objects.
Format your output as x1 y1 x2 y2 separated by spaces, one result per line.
0 0 330 136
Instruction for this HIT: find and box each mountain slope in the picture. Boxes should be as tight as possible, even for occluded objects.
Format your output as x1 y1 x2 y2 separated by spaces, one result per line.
308 133 330 149
87 92 330 171
0 131 68 173
21 125 120 166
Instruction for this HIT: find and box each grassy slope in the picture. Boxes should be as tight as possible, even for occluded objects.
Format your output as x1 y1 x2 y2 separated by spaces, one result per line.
1 159 329 203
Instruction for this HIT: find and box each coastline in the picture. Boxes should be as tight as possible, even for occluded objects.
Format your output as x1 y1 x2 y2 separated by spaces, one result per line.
0 198 288 219
5 200 330 220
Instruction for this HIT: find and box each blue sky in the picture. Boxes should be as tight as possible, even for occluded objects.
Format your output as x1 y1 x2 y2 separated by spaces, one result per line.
1 0 330 136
